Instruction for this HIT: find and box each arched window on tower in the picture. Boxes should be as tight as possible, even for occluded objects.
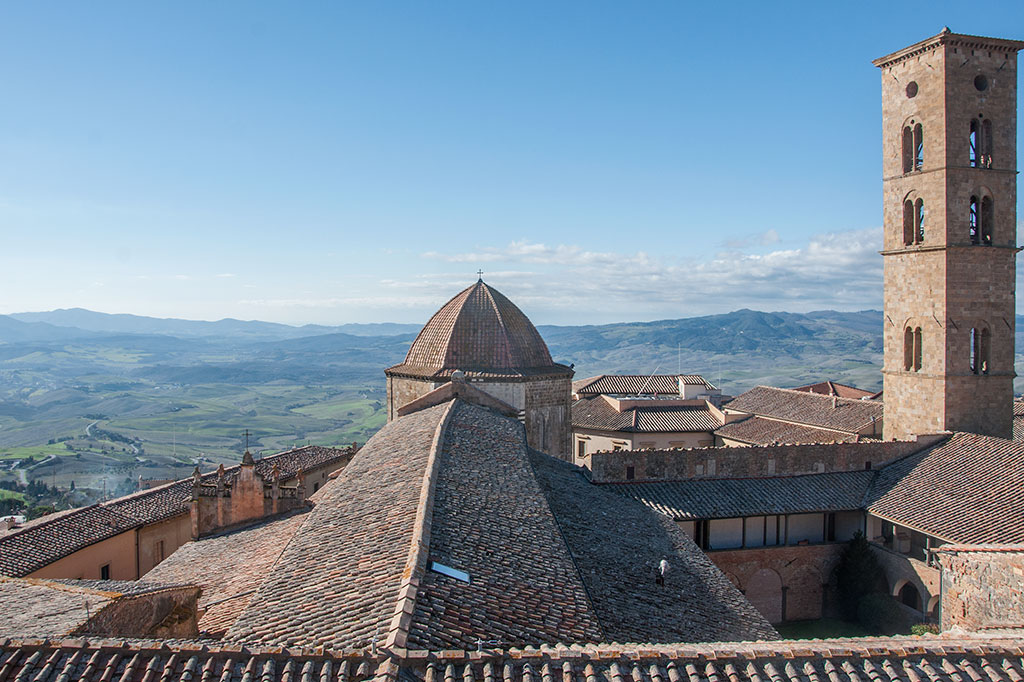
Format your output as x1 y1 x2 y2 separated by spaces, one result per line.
903 200 915 245
970 120 979 167
913 124 923 170
981 196 993 245
902 126 914 174
904 327 914 371
982 119 993 167
970 196 979 244
915 198 925 243
970 328 979 373
913 327 923 372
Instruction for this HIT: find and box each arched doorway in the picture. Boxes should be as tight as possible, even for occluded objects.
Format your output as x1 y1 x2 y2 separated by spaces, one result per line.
898 581 921 610
746 568 784 624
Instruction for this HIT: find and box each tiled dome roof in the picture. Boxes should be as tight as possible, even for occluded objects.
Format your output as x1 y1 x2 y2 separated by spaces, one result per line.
387 280 570 378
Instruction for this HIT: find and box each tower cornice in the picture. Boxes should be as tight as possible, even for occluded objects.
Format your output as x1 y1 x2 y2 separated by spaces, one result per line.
873 29 1024 69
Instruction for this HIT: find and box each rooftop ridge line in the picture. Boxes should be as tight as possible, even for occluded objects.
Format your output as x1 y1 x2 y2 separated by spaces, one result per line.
383 400 458 651
482 282 514 367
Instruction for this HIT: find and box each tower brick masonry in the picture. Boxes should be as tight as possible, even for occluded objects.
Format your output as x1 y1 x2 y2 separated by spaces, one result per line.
875 30 1024 440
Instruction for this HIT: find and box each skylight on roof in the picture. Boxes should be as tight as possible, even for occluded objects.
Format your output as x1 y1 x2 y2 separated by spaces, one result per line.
428 560 471 583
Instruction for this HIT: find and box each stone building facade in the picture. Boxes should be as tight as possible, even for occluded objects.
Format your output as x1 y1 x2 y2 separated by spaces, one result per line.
385 279 573 459
875 30 1023 439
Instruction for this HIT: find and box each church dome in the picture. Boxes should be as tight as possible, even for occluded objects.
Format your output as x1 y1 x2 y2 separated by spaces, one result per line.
386 280 570 379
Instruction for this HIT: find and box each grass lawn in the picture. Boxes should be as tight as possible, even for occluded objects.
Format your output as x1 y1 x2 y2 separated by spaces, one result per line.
0 489 26 502
775 618 873 640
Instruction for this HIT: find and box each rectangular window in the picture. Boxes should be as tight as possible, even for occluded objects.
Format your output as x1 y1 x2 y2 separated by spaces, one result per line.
577 440 586 458
154 540 165 564
100 564 110 580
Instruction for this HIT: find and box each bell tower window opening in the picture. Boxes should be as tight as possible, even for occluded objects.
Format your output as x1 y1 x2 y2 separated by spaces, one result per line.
904 327 914 371
913 327 923 372
915 199 925 243
913 124 923 170
982 119 993 167
902 126 914 174
970 120 979 167
970 196 979 244
971 328 992 375
971 118 994 168
981 196 993 245
980 329 990 375
970 328 979 373
903 200 915 245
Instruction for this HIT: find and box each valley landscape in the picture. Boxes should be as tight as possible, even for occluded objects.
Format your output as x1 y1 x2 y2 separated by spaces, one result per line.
2 306 1022 509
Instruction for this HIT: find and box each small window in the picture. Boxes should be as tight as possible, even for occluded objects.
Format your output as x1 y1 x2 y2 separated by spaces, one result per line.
970 196 979 244
694 520 710 551
903 200 915 245
825 513 836 543
915 199 925 243
974 74 988 91
626 465 635 481
100 564 110 580
905 81 918 98
913 124 923 170
980 328 991 375
981 196 993 245
865 461 872 470
428 560 471 583
914 327 923 372
577 440 586 458
904 327 914 371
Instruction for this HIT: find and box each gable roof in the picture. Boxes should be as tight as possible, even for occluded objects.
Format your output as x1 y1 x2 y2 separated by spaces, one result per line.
572 396 721 434
790 380 876 400
609 470 876 521
724 386 882 433
0 445 352 578
224 399 774 648
573 375 714 395
715 415 870 446
865 432 1024 544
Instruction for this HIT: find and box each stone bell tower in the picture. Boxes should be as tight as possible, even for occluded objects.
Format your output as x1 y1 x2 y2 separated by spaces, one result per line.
875 30 1023 440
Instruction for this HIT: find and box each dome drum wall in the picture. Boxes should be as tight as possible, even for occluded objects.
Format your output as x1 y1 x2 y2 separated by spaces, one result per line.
385 280 573 460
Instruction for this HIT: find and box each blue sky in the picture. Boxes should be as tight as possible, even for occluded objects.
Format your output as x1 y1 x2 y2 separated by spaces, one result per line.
1 1 1022 325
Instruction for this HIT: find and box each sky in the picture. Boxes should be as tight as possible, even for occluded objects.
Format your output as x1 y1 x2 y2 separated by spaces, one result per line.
1 1 1022 326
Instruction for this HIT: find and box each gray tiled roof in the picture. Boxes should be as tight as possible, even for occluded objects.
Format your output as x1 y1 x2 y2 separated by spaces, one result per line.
572 396 720 433
573 375 713 395
715 416 867 445
2 634 1024 682
865 432 1024 544
0 445 351 578
225 399 774 648
528 449 776 643
608 471 876 520
725 386 882 433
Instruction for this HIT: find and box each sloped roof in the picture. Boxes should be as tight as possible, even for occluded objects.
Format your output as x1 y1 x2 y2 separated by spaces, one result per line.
572 396 721 434
790 380 876 400
387 281 570 379
225 399 774 648
609 471 876 520
2 634 1024 682
724 386 882 433
573 374 714 395
715 415 868 445
866 432 1024 544
1013 400 1024 441
0 445 352 578
143 510 310 637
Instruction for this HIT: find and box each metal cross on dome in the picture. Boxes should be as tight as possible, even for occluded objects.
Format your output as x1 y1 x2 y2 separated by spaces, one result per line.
477 269 484 281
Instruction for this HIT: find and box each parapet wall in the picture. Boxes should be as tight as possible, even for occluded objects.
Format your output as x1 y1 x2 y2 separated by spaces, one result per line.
939 545 1024 632
586 434 946 483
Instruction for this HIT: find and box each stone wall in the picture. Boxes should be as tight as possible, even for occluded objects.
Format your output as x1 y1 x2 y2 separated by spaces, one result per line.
525 377 572 460
191 462 306 538
78 586 201 639
706 543 842 624
586 435 944 483
938 546 1024 631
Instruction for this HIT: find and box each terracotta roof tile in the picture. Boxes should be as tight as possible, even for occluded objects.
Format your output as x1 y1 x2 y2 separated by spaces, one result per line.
714 416 870 446
0 446 352 578
724 386 882 434
387 281 568 378
866 432 1024 544
3 635 1024 682
572 397 721 433
790 381 876 400
573 375 714 395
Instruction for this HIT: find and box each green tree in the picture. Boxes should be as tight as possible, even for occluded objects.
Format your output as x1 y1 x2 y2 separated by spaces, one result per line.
833 531 886 621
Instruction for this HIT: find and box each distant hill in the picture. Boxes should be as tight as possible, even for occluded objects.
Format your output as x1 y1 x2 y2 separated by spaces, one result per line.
9 308 421 341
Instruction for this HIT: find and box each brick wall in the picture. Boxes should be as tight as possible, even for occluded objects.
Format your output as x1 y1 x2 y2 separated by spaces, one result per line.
586 435 944 483
939 546 1024 631
78 586 201 638
707 544 842 623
